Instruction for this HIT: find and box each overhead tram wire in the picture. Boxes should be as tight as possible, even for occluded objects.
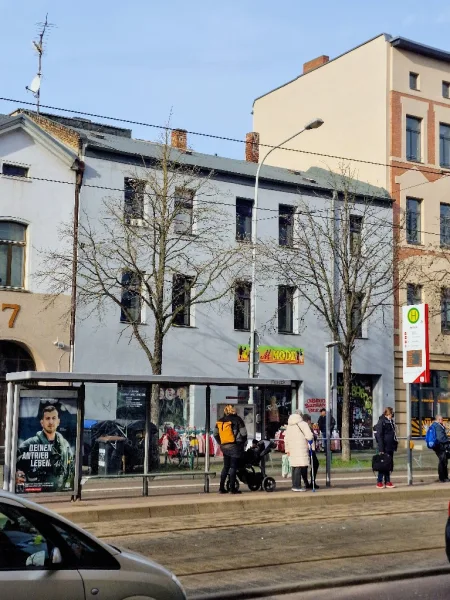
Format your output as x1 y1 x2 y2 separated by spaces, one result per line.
2 95 450 183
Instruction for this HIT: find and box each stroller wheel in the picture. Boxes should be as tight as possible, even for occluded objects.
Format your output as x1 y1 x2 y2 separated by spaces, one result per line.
263 476 276 492
226 478 240 492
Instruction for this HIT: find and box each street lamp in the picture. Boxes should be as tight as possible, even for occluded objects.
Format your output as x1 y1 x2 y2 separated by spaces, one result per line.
248 119 324 405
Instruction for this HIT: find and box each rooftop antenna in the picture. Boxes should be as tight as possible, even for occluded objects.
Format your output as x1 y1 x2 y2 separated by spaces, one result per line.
26 14 54 115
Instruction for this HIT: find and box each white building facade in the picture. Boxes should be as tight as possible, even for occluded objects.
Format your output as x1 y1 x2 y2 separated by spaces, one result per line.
0 111 395 444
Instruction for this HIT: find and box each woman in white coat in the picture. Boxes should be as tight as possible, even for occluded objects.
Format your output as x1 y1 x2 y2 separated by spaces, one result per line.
284 412 314 492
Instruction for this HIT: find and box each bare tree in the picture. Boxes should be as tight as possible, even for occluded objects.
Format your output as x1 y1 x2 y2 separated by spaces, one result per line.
38 130 245 425
260 166 409 461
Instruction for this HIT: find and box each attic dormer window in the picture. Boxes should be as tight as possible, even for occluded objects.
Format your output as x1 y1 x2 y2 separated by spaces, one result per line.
2 163 29 178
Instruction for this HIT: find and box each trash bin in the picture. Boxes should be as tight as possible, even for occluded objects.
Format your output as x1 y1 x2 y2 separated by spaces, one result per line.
97 436 126 475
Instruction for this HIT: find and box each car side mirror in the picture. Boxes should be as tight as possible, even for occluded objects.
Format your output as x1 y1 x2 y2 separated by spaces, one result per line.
51 547 63 565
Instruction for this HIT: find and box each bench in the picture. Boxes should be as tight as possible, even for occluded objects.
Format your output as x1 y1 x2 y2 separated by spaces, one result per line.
79 470 217 498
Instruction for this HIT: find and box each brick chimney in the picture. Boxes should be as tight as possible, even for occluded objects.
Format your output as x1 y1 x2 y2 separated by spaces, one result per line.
303 55 329 74
171 128 187 151
245 132 260 163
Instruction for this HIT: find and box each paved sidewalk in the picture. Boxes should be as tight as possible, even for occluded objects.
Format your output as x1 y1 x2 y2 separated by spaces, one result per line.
38 480 450 524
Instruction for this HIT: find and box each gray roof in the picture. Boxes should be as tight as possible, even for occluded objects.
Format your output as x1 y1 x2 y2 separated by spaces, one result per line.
390 36 450 62
0 111 390 201
75 127 389 200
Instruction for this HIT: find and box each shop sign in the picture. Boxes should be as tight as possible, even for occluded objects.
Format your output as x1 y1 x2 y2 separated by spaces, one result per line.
305 398 325 414
238 344 304 365
402 304 430 384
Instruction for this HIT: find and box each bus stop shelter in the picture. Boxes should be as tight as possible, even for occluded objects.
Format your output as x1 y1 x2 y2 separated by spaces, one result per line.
3 372 293 500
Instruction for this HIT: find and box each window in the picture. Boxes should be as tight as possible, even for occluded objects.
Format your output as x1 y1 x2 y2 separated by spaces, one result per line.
406 116 422 162
411 370 450 434
174 187 194 234
2 163 28 178
442 289 450 333
409 72 419 90
279 205 295 247
351 294 364 338
407 283 422 306
50 521 119 569
406 198 421 244
443 81 450 99
124 178 145 222
172 274 193 326
234 281 251 330
0 221 26 288
0 503 49 569
278 285 296 333
349 215 363 255
120 271 141 323
440 123 450 168
236 198 253 242
441 203 450 247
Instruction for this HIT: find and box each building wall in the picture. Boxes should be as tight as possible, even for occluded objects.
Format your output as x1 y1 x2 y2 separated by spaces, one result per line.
73 154 395 426
253 34 390 189
0 127 72 372
390 48 450 435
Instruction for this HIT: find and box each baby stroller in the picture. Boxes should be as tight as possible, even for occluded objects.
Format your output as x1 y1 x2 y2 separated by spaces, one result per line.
227 439 277 492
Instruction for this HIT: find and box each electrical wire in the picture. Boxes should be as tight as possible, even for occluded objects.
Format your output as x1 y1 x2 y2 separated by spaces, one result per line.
2 95 450 182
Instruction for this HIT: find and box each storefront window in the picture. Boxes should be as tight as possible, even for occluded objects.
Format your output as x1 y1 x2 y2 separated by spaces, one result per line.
159 386 189 430
261 387 292 440
337 374 374 450
411 370 450 436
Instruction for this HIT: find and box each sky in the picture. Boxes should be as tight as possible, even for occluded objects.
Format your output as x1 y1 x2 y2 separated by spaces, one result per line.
2 0 450 159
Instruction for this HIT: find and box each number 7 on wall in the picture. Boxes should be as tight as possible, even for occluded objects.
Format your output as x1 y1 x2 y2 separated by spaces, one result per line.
2 304 21 328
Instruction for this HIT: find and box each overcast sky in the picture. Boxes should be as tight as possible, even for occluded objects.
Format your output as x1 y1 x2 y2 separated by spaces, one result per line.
2 0 450 159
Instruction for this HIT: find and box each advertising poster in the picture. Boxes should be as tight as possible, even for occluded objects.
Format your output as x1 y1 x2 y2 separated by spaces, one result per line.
116 384 147 421
402 303 430 384
15 392 78 494
159 386 188 429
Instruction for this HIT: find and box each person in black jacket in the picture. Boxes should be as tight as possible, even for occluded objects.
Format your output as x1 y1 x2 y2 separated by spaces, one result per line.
214 405 247 494
430 415 449 482
375 406 398 488
317 408 336 454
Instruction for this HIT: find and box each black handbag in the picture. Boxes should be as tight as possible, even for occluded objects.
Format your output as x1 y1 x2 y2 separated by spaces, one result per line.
372 453 392 473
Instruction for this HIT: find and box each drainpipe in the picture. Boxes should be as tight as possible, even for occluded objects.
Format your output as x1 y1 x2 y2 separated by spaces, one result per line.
69 160 85 372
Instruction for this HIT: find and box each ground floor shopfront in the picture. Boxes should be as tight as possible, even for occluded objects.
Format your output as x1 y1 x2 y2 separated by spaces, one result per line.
395 351 450 438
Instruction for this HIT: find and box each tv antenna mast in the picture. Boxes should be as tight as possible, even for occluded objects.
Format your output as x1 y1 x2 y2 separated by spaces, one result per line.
26 14 54 115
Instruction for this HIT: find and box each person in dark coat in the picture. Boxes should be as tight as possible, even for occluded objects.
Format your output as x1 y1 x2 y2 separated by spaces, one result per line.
430 415 449 482
375 406 398 489
317 408 336 455
214 405 247 494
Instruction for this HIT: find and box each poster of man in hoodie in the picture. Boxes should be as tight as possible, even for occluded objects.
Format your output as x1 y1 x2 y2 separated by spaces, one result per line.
15 397 77 494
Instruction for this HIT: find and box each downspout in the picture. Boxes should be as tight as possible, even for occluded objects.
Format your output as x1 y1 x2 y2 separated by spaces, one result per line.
69 158 85 372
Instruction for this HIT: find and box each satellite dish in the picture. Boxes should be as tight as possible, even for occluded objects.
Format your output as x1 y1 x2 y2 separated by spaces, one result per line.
27 75 41 94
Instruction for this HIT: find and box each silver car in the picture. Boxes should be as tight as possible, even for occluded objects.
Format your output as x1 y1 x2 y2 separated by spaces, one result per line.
0 490 186 600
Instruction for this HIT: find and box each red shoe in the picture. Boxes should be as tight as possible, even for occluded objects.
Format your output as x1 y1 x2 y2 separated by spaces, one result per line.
385 482 395 489
376 482 384 489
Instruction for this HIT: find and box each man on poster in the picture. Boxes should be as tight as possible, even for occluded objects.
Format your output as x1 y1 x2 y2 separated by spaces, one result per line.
16 404 75 492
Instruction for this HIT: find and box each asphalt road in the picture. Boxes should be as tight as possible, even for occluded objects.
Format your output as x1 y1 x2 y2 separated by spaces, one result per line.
89 496 450 598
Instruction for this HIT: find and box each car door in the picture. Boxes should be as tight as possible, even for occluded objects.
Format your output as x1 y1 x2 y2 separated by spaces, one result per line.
0 499 85 600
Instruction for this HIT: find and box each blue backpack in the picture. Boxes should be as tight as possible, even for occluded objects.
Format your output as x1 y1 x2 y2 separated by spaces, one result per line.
426 423 437 449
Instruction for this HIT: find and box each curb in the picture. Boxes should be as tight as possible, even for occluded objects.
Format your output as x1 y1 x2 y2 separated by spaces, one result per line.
188 565 450 599
52 485 450 525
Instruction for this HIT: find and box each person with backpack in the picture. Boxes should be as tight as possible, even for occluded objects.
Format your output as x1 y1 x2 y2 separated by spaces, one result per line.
214 405 247 494
284 412 314 492
426 415 450 483
374 406 398 489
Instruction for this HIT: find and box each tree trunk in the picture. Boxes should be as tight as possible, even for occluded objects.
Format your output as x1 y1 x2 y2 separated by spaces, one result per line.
341 355 352 462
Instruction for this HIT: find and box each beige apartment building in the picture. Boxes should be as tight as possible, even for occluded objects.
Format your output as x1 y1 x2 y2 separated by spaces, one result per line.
253 33 450 437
